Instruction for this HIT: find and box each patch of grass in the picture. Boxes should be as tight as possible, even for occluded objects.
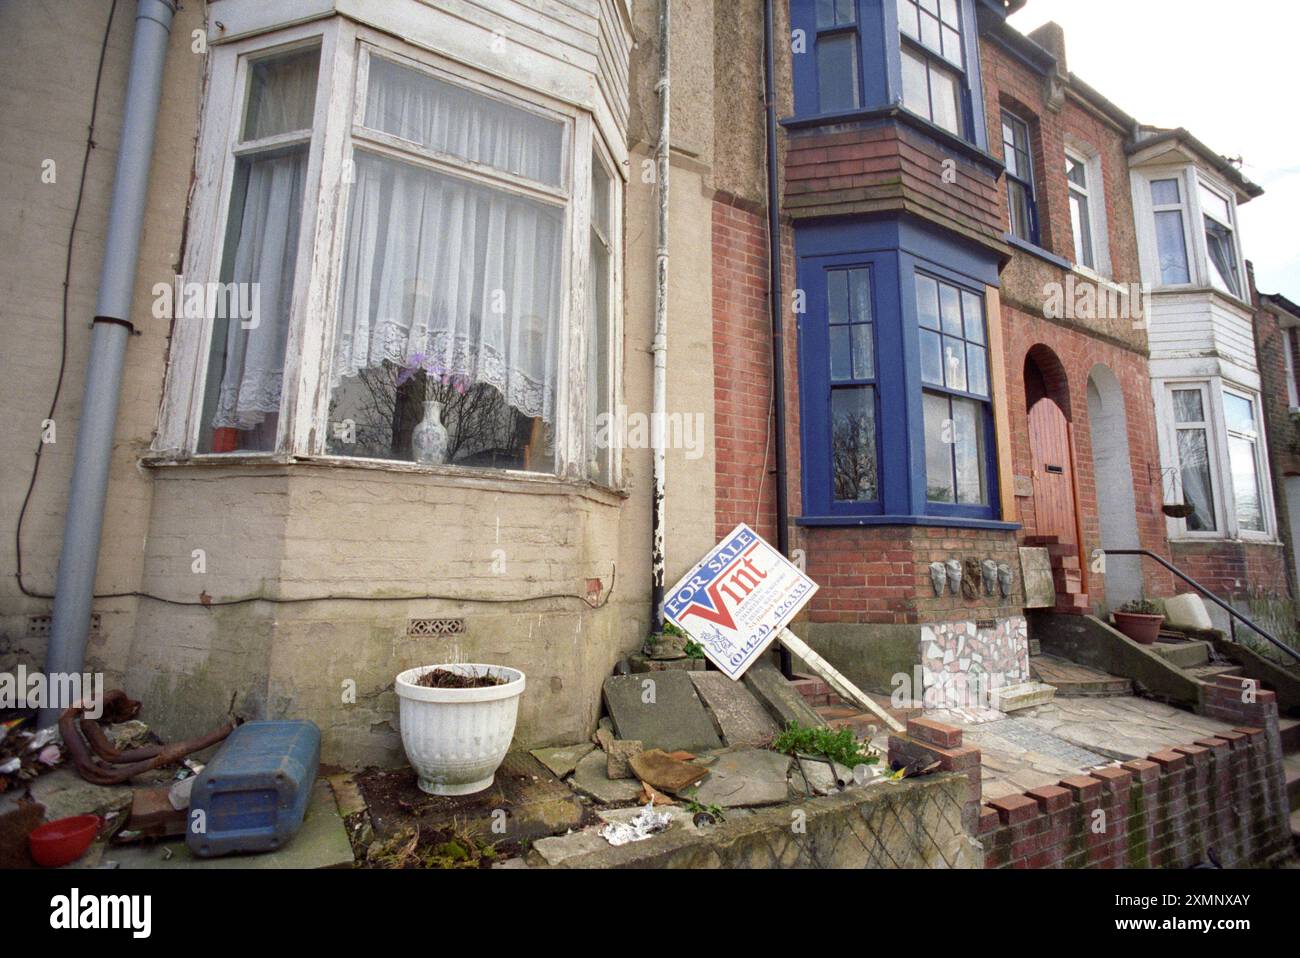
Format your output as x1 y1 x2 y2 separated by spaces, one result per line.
771 721 879 769
681 796 726 822
663 622 706 659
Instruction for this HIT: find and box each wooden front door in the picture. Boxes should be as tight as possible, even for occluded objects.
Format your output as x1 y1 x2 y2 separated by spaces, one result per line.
1028 397 1078 544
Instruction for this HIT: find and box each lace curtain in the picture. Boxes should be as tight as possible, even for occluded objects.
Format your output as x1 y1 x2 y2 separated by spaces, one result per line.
330 60 564 425
211 150 306 430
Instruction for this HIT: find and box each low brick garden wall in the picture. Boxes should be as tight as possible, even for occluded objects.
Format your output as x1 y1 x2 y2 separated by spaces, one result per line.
887 678 1293 868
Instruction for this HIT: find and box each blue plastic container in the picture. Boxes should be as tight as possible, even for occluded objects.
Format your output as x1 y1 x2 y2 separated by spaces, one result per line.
186 720 321 858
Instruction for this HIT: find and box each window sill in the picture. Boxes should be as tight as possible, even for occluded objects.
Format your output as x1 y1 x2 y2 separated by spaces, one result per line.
1147 283 1254 313
139 452 629 506
1167 534 1282 548
1070 264 1126 292
1004 234 1073 271
796 514 1019 532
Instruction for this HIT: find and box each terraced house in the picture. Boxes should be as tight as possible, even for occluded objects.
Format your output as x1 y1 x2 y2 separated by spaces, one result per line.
1 0 1296 813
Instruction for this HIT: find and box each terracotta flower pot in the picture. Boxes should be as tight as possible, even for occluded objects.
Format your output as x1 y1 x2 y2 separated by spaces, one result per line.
1113 611 1164 645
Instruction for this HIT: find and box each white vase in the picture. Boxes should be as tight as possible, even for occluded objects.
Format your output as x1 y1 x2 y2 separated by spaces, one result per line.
395 664 526 795
411 400 449 464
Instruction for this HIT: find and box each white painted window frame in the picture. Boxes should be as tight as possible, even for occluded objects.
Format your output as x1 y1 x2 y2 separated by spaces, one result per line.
154 17 625 488
1284 327 1300 412
1155 377 1276 542
1064 142 1110 279
1133 165 1249 307
1133 165 1197 292
1195 173 1247 303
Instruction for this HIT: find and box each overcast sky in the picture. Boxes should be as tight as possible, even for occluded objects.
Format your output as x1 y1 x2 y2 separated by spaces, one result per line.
1007 0 1298 299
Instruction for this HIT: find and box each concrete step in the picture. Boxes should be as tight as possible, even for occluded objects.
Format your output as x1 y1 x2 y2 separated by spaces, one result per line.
1187 663 1244 682
1280 718 1300 755
1151 640 1212 669
1029 654 1132 697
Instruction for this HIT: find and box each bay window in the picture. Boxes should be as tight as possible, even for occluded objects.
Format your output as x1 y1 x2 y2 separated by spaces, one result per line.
796 219 1003 525
788 0 987 150
1137 169 1247 300
814 0 862 113
917 273 990 506
897 0 964 136
1161 380 1273 539
160 20 623 485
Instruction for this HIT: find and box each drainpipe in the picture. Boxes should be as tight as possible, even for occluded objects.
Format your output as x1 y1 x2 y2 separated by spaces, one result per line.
42 0 176 726
763 0 794 674
650 0 671 633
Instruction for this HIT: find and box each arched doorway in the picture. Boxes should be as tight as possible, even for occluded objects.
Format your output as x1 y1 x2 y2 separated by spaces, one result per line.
1087 365 1142 610
1024 347 1081 561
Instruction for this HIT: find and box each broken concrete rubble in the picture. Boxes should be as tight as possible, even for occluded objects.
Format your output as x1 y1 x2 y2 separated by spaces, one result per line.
628 749 708 793
529 743 595 779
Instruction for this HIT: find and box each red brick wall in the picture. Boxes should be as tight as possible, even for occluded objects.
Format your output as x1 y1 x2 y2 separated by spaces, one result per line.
801 525 1020 625
1001 306 1176 606
889 687 1292 869
712 195 779 543
979 41 1140 285
1168 541 1291 602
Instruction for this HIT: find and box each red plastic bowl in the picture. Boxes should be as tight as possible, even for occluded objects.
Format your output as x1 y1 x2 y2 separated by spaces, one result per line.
29 815 101 867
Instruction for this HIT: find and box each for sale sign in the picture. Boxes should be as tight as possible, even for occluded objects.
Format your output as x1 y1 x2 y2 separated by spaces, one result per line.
662 523 818 680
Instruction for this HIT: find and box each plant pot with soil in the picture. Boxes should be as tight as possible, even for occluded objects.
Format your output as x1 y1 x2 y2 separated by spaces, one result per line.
395 664 526 796
1112 599 1165 645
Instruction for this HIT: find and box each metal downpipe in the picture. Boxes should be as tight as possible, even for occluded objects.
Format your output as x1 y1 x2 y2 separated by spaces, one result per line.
42 0 176 726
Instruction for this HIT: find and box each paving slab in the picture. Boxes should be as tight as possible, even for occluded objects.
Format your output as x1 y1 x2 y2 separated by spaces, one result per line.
689 671 780 746
569 750 645 804
104 780 353 869
530 828 612 866
690 749 792 808
602 672 723 752
741 659 827 729
530 743 595 779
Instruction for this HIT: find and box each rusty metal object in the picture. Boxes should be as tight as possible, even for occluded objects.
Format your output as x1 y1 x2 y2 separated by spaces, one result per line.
60 690 239 786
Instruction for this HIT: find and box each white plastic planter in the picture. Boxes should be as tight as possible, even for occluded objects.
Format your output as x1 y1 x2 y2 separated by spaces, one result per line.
395 664 526 796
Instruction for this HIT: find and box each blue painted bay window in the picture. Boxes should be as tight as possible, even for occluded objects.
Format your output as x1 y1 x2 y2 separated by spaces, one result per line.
796 217 1008 527
790 0 989 151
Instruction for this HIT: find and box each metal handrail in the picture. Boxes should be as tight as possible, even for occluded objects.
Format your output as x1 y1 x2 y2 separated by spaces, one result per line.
1102 549 1300 666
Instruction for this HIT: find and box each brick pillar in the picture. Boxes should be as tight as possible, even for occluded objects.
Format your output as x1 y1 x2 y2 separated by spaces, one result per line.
888 718 982 833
